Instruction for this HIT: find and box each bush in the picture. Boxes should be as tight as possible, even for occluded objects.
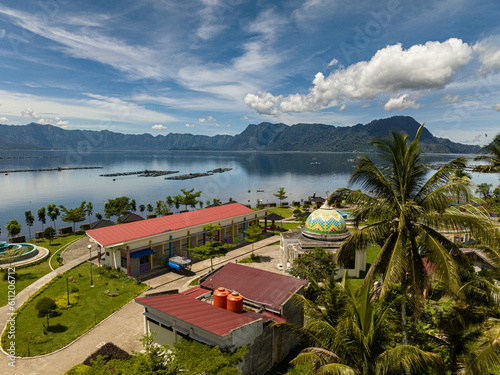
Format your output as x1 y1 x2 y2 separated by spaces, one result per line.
104 289 119 297
55 293 80 309
82 342 131 367
71 286 79 293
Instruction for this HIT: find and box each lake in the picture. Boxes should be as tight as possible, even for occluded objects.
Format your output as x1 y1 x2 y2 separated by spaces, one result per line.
0 150 498 241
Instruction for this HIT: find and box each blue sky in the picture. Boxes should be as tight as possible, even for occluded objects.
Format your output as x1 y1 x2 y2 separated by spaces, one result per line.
0 0 499 145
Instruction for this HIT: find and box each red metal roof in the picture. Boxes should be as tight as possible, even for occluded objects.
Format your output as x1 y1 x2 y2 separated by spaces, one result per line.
87 203 254 247
135 293 260 337
200 263 308 311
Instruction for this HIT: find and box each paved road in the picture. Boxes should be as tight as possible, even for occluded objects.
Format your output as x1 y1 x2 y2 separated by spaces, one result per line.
1 235 281 375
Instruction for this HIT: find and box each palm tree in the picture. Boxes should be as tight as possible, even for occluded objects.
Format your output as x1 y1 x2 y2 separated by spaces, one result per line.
329 125 498 345
289 277 443 374
473 134 500 173
449 167 472 205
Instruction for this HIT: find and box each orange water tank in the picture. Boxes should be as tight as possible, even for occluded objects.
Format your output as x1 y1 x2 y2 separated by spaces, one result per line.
227 291 243 314
213 287 229 309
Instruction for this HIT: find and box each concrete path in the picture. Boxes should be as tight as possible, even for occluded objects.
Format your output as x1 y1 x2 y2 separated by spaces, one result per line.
0 235 281 375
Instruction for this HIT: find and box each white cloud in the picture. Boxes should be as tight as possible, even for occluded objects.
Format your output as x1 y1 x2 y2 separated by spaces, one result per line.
384 94 421 111
240 116 248 121
494 102 500 111
245 38 472 114
199 116 216 123
227 124 231 127
152 124 168 130
215 123 221 127
328 58 339 67
474 37 500 74
185 123 195 128
442 94 461 104
21 108 40 119
339 104 346 111
0 116 9 122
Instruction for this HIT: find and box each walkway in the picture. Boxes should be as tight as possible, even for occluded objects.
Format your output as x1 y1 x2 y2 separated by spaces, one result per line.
0 235 281 375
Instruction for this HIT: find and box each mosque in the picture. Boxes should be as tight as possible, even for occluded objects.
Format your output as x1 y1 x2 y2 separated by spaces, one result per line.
279 201 367 278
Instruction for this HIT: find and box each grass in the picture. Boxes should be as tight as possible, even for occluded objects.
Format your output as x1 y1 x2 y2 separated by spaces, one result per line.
348 245 381 290
266 207 294 218
189 277 200 286
2 262 148 357
0 233 85 306
238 254 261 263
267 240 280 246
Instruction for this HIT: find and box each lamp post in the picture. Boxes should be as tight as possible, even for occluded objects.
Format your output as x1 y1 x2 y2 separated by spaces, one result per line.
66 277 70 307
88 244 94 287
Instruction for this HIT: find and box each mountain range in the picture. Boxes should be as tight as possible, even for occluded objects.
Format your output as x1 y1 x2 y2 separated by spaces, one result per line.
0 116 481 153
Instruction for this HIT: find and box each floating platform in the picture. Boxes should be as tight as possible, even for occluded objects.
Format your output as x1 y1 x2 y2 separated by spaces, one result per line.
0 166 103 174
165 167 232 181
100 170 179 178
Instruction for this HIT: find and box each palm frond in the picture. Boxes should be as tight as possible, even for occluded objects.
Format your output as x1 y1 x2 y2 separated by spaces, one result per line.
416 157 467 201
376 345 445 375
464 318 500 375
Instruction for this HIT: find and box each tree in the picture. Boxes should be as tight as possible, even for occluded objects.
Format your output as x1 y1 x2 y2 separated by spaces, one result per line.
329 125 498 346
449 167 472 205
5 219 21 238
46 203 60 230
289 277 443 375
473 134 500 173
25 210 35 240
60 201 87 231
199 201 204 209
104 197 133 219
274 187 288 207
176 188 202 211
166 196 174 212
244 222 264 254
289 247 337 282
44 227 56 243
85 202 94 224
130 199 137 212
37 207 46 231
139 204 145 217
191 224 234 270
35 297 57 328
154 200 170 216
476 183 493 199
146 203 153 215
95 213 103 220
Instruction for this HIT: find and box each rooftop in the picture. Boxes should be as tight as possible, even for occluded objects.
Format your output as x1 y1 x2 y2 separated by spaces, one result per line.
87 203 255 247
200 262 308 312
135 292 261 337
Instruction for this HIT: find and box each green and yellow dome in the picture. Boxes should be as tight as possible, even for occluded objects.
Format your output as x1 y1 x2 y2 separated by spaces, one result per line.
304 206 347 235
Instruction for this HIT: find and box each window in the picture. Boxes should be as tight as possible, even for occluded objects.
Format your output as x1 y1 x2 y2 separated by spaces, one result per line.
121 256 127 268
140 255 150 265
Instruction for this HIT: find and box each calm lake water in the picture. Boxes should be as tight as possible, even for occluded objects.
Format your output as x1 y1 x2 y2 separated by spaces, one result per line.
0 150 498 241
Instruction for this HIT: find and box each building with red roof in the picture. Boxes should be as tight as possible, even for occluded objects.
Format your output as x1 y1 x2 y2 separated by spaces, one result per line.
86 203 266 276
135 263 308 375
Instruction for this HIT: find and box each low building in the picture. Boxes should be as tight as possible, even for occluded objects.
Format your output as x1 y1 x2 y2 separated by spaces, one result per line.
135 263 308 375
280 202 366 277
86 203 267 277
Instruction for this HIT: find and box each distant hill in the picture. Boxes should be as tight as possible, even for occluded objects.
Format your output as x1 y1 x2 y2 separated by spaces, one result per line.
0 116 480 153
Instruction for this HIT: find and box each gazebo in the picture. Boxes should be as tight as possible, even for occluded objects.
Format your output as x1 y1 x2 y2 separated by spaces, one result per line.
267 213 285 230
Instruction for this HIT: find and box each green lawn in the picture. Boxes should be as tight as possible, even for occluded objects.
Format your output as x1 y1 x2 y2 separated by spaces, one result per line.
2 263 148 357
348 245 381 290
266 207 294 218
0 234 84 306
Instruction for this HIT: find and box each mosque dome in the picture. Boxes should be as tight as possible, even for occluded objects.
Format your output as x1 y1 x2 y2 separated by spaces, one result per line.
302 203 350 241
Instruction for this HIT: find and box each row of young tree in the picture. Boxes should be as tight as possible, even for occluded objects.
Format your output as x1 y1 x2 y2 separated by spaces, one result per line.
284 129 500 374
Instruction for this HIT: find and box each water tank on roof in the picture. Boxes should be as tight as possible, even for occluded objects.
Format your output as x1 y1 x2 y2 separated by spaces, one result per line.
213 287 229 309
227 291 243 314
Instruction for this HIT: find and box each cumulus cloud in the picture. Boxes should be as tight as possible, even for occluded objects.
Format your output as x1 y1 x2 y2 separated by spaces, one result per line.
328 58 339 67
240 116 248 121
35 116 69 127
185 123 195 128
494 102 500 111
152 124 168 130
0 116 8 122
474 37 500 74
21 108 40 119
384 94 421 111
245 38 472 114
198 115 216 123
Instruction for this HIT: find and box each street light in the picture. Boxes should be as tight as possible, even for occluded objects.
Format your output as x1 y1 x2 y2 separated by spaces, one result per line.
88 244 94 287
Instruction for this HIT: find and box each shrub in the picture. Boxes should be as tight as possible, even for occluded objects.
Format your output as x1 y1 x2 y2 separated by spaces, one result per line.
104 289 119 297
82 342 131 367
55 293 80 309
71 286 79 293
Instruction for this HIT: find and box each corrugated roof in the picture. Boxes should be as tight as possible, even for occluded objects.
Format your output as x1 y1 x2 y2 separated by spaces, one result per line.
135 293 260 337
87 203 254 247
200 263 308 311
